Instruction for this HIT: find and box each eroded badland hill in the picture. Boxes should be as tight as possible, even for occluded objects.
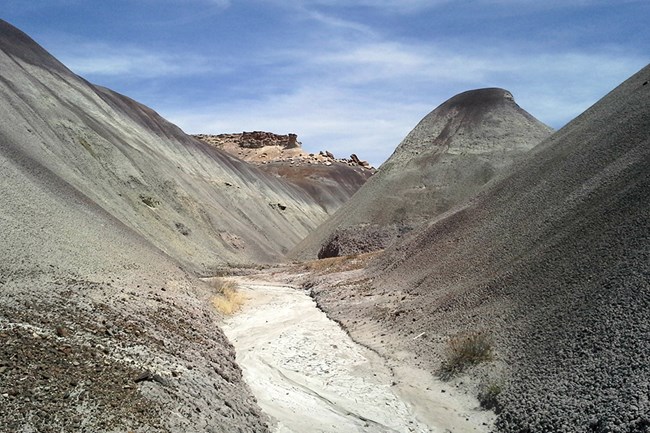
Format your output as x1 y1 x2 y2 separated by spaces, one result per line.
2 17 649 433
290 88 553 259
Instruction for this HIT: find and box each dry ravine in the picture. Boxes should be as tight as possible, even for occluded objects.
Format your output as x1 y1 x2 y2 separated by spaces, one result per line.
222 279 494 433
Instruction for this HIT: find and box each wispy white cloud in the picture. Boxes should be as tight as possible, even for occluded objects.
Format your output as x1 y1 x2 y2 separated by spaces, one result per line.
303 41 498 84
256 36 646 122
302 9 377 36
58 43 217 78
281 0 449 14
206 0 230 6
32 0 645 167
4 0 647 173
264 0 641 16
165 85 430 167
480 0 645 6
150 0 231 6
303 39 643 85
163 34 646 166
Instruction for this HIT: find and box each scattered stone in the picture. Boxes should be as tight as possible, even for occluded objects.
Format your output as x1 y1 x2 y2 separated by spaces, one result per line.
269 203 287 211
174 222 191 236
55 325 69 338
133 370 168 386
134 370 153 383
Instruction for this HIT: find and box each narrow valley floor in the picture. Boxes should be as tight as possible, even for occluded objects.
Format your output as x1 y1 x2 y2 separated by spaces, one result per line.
222 279 493 433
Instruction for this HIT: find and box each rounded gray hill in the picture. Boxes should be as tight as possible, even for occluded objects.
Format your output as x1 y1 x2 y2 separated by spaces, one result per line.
290 88 552 259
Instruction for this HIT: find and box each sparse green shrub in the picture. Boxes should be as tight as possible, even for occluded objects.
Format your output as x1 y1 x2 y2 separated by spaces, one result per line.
440 331 493 379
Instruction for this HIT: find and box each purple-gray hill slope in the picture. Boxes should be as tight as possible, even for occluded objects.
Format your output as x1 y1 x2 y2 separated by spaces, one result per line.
313 65 650 432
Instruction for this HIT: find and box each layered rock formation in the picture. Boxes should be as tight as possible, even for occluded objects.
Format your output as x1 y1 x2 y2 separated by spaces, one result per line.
195 131 301 153
291 88 552 259
312 65 650 432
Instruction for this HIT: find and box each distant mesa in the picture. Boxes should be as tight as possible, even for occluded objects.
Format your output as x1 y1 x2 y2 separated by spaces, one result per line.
193 132 374 170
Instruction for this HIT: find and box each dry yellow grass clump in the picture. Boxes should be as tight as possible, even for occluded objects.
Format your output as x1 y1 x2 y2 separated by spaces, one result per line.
440 331 494 379
210 278 245 315
301 250 383 274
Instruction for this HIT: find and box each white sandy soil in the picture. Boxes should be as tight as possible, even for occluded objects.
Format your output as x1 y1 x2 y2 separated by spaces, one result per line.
222 280 493 433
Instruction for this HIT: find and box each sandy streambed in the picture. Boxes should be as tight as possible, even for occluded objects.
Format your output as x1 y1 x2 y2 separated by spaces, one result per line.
222 281 492 433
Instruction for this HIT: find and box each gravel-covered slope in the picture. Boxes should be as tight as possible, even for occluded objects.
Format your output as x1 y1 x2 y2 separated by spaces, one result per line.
313 65 650 432
290 88 552 259
0 116 269 432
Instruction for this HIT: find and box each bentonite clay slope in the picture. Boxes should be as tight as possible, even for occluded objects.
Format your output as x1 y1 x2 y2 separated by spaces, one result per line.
291 88 552 259
0 20 273 432
0 20 337 273
194 132 374 214
259 162 373 214
314 65 650 432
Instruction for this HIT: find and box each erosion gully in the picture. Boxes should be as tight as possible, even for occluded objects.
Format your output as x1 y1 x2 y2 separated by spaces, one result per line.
222 280 493 433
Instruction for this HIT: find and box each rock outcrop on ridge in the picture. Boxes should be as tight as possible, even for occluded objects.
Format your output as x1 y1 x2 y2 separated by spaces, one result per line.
312 65 650 432
194 132 374 169
290 88 552 259
194 132 375 213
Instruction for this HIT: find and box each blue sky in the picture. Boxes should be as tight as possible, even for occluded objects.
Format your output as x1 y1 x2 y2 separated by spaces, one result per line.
4 0 648 166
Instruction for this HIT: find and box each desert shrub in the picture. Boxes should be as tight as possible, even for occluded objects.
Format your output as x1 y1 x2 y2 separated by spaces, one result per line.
478 380 504 413
210 278 245 315
440 331 493 379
